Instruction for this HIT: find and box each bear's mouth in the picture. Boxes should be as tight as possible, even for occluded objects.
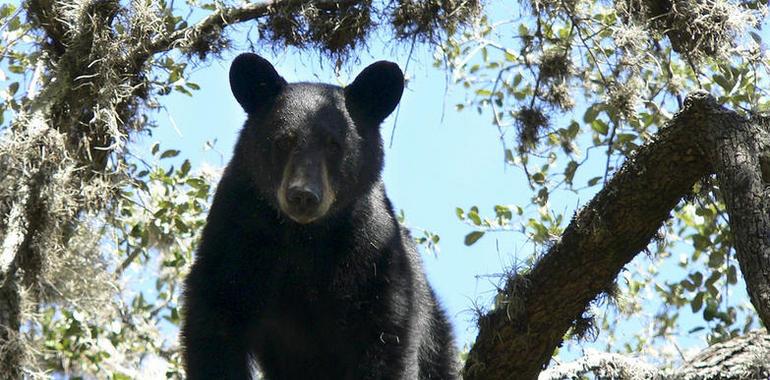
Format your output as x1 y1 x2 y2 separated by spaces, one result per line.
278 193 335 224
283 209 324 224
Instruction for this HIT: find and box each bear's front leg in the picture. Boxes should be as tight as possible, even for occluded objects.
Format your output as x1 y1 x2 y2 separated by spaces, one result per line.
181 263 256 380
181 299 254 380
181 296 252 380
346 329 418 380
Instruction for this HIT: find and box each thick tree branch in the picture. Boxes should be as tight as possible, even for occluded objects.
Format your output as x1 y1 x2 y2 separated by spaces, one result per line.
676 329 770 379
539 352 661 379
705 115 770 325
540 330 770 379
464 92 770 379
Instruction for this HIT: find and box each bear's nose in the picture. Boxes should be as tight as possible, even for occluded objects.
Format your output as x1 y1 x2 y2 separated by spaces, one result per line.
287 186 321 209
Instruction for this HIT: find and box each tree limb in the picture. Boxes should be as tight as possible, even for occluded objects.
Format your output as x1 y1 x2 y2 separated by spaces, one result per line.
704 113 770 325
464 91 770 379
538 352 661 379
143 0 362 57
676 329 770 379
539 330 770 380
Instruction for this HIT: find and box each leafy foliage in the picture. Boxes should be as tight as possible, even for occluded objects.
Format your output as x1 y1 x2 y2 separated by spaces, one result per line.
440 0 767 365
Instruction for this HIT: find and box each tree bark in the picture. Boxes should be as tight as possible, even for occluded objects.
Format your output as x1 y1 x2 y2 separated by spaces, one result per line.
705 114 770 325
0 275 21 379
676 329 770 379
539 330 770 379
463 91 770 379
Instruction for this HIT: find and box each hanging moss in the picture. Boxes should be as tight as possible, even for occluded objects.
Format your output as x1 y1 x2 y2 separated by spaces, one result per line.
258 2 373 60
616 0 762 58
515 106 550 153
390 0 480 43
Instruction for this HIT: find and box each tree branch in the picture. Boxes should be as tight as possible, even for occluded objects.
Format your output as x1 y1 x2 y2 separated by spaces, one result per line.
705 114 770 325
676 329 770 379
539 352 661 379
540 330 770 379
464 91 770 379
143 0 362 57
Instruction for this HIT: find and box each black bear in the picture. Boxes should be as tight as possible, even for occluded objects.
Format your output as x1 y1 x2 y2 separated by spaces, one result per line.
180 53 458 380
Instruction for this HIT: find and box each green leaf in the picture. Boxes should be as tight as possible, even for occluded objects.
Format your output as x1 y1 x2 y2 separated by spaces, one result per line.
505 50 517 62
708 250 724 268
175 85 192 96
692 234 710 250
692 292 704 313
504 149 514 164
727 265 738 284
713 74 735 93
583 105 599 123
169 70 181 83
179 160 191 177
681 279 696 291
160 149 180 159
464 231 485 246
468 209 482 225
690 272 703 287
591 119 609 135
494 205 512 220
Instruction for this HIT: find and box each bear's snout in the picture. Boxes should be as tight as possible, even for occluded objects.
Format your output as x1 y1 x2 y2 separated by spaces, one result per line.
287 185 321 211
276 155 335 224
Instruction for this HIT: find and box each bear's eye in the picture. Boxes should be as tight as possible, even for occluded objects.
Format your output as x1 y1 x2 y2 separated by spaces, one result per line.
326 137 342 154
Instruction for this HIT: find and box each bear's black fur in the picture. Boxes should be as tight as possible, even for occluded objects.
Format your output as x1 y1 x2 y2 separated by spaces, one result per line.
180 53 457 380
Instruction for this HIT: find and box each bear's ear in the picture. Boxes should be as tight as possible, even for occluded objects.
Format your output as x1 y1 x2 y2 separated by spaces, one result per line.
345 61 404 123
229 53 287 113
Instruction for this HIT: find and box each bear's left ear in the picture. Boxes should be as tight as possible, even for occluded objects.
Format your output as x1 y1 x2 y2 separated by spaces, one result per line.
229 53 287 113
345 61 404 124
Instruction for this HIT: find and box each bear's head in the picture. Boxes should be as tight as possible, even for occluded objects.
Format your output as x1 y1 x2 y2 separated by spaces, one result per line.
229 53 404 224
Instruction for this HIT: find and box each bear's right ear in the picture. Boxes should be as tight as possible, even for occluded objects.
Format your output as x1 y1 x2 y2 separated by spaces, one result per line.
229 53 287 113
